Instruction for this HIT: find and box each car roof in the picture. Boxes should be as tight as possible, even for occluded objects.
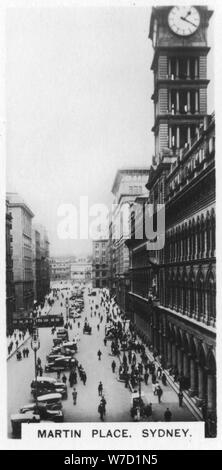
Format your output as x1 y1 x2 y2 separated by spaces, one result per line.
36 376 57 383
11 412 40 421
37 393 62 401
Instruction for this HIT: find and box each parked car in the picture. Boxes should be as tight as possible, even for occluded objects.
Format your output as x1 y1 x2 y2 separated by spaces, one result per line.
45 356 75 372
20 403 64 422
31 376 67 399
34 392 63 409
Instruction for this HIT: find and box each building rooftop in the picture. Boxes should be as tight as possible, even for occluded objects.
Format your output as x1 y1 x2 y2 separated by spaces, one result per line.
6 192 34 218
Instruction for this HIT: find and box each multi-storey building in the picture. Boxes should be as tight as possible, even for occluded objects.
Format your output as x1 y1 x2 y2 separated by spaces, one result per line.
127 6 215 425
110 168 149 312
32 227 41 304
50 257 73 281
6 199 15 331
7 193 34 317
71 256 92 284
92 240 109 288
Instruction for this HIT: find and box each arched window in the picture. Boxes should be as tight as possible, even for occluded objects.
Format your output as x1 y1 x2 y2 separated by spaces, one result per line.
197 271 205 320
176 270 182 312
200 214 206 258
184 222 188 260
178 226 181 261
172 272 176 309
206 271 216 325
189 271 196 317
206 211 210 257
182 270 188 315
192 218 196 259
196 217 201 259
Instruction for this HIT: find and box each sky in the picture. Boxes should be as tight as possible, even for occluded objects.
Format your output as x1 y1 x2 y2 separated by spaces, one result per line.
5 5 214 256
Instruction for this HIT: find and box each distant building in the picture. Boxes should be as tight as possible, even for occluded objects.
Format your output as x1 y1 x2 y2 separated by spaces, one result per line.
108 168 149 312
6 199 15 331
7 193 34 317
92 240 109 288
34 224 50 300
71 256 92 284
50 256 75 281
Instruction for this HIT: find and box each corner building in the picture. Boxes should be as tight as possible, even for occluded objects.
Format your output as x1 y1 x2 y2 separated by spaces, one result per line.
127 6 216 425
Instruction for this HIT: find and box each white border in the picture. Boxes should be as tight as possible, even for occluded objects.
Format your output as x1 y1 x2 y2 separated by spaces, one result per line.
0 0 221 450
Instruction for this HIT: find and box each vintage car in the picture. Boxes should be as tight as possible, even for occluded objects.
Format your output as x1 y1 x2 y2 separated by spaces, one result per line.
56 328 69 341
61 341 78 351
83 322 92 335
31 376 67 399
11 412 40 438
130 392 150 421
45 356 75 372
35 392 63 409
20 403 64 422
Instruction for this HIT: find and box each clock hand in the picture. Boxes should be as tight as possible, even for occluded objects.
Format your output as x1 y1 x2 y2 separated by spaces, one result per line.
180 16 197 28
184 10 191 20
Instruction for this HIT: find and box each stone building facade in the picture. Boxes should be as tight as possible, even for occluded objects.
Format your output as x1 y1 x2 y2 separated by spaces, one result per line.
126 6 216 425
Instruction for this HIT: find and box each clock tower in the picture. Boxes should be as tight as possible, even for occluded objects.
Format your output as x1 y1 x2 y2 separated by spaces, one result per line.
149 5 213 159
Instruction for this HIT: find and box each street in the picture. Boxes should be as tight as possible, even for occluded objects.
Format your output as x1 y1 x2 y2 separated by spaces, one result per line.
7 288 195 437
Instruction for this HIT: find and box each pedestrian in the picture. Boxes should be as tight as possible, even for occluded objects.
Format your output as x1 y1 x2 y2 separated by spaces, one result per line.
125 374 129 388
162 373 167 386
57 370 61 380
103 337 107 346
111 360 116 373
72 387 77 405
178 390 184 407
82 372 87 385
101 395 107 414
145 403 152 418
144 371 149 385
98 402 105 421
97 350 102 361
98 381 103 396
62 374 67 385
157 366 162 379
156 385 163 403
164 408 172 421
22 348 26 358
97 324 100 331
152 373 157 384
15 340 18 348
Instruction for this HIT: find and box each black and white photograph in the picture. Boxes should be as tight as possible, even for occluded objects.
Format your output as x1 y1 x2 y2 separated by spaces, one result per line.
1 0 220 452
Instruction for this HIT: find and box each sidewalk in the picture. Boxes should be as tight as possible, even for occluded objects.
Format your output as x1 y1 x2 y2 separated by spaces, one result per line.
7 297 53 360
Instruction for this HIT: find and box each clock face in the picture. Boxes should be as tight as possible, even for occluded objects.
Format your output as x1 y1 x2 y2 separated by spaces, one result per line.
168 6 200 36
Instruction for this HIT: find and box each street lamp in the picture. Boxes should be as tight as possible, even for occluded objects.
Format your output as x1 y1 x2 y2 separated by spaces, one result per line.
31 325 40 411
65 297 69 327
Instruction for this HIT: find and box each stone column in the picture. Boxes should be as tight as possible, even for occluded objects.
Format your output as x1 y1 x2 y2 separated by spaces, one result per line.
207 374 216 412
183 353 190 377
159 331 163 356
187 58 190 78
176 92 180 113
167 341 172 367
177 348 183 374
198 365 205 400
176 127 180 148
190 358 196 394
195 91 199 114
172 343 177 367
187 91 191 113
176 59 179 79
194 58 198 79
169 126 172 147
